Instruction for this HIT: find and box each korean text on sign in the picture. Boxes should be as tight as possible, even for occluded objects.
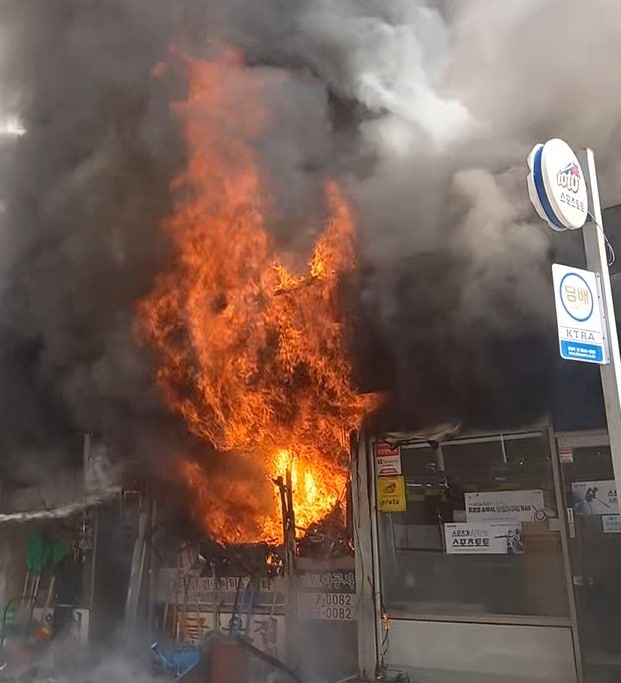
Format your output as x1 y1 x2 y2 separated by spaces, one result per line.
563 282 589 306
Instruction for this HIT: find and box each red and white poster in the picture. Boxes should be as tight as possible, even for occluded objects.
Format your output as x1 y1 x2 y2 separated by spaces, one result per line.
375 443 402 477
558 447 574 464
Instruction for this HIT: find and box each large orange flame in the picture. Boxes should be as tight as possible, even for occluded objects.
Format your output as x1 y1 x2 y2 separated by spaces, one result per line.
137 51 373 544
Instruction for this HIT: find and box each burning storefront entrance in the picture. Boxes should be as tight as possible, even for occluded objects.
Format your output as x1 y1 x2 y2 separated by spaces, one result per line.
136 46 375 549
144 454 359 675
126 45 375 683
0 22 378 681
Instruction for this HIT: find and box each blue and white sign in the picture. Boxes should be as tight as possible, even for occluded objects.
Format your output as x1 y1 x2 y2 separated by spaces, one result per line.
552 263 609 364
527 139 589 231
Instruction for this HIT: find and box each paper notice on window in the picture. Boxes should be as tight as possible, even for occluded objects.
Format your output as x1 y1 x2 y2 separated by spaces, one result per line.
374 443 402 477
558 447 574 464
572 480 618 516
602 514 621 534
444 522 523 555
377 475 407 513
465 490 545 523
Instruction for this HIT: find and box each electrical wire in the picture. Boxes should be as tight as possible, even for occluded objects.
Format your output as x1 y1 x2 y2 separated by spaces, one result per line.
377 620 411 683
589 213 616 267
605 232 616 267
0 486 121 524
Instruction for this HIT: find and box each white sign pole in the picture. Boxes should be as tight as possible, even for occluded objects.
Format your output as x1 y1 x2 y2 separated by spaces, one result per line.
582 148 621 500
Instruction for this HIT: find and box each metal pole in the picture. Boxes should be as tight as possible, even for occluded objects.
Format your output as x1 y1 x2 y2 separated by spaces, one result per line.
125 502 149 636
582 148 621 499
284 469 296 575
350 430 379 680
284 468 298 673
367 438 385 676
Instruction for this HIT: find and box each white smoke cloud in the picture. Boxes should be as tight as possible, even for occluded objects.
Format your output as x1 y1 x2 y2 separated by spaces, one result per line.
217 0 620 425
299 0 474 156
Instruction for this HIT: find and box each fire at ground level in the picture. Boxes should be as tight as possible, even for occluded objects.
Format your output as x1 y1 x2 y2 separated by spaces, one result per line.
0 432 362 683
0 252 618 683
0 44 590 683
1 236 621 683
0 394 620 683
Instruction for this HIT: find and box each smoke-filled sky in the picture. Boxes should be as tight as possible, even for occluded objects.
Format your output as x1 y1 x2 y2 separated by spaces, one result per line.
0 0 620 482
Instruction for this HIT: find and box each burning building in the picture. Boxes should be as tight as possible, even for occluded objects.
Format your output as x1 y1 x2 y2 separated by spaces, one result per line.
135 50 375 547
1 2 621 683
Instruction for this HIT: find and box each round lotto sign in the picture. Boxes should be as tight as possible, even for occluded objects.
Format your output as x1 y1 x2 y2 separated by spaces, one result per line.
527 138 589 231
559 272 594 322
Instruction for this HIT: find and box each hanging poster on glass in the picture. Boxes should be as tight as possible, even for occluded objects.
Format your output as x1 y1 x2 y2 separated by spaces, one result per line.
572 480 618 516
444 522 523 555
464 490 545 523
602 514 621 534
374 443 402 477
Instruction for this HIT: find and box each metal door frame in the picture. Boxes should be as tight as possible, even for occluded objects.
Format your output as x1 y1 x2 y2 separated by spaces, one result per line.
352 428 379 679
551 428 611 683
362 427 583 682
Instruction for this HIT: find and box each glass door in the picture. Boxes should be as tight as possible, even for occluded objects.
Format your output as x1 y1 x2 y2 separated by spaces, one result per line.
558 435 621 683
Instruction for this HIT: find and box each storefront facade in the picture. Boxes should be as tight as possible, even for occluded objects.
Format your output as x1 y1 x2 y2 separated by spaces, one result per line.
352 425 621 683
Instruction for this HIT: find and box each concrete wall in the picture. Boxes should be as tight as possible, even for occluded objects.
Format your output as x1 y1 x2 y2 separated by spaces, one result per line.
383 620 577 683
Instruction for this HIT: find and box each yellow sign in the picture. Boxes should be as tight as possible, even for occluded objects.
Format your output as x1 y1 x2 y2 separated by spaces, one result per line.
377 476 407 513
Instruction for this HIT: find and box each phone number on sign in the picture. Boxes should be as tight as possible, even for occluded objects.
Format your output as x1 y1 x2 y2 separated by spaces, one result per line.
297 592 354 620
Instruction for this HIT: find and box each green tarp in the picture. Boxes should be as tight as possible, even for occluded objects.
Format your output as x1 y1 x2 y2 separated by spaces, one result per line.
26 536 71 574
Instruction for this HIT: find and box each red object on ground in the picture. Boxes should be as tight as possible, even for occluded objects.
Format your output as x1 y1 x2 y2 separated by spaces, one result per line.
210 640 247 683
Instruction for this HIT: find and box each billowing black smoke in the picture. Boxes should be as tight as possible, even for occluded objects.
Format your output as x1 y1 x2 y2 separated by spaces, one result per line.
2 0 621 484
203 0 621 431
0 0 190 483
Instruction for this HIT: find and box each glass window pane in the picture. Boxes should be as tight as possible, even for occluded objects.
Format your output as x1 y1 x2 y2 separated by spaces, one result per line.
378 434 569 618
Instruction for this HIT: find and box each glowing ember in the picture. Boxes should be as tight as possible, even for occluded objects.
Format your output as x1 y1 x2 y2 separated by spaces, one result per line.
137 50 373 544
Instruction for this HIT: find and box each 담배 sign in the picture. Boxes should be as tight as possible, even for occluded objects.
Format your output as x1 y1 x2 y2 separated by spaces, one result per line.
465 489 545 523
444 522 523 555
377 475 407 513
552 264 608 364
374 443 402 477
571 480 618 516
